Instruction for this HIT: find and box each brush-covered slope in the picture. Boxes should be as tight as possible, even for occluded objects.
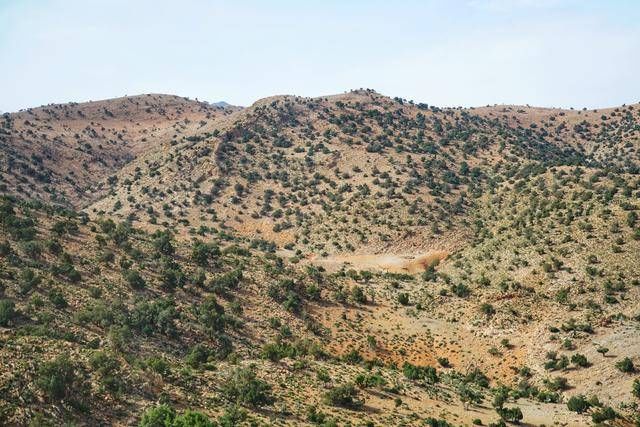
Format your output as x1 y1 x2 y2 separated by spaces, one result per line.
1 91 640 426
0 94 238 206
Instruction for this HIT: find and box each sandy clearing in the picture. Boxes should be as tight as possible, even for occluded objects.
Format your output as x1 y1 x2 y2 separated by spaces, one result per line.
308 250 448 273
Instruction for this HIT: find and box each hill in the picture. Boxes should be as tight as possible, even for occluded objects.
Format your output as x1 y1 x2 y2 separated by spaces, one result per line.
0 90 639 426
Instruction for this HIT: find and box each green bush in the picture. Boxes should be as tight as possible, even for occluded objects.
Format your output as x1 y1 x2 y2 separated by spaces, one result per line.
616 357 635 373
402 362 439 384
90 351 123 394
570 354 590 368
221 366 273 408
0 299 17 326
124 269 146 290
566 395 590 413
173 410 214 427
36 353 83 401
323 383 363 409
496 406 523 423
185 344 211 368
139 404 176 427
591 406 617 423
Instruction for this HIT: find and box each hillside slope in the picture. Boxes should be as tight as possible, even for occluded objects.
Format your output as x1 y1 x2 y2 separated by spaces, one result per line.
1 91 639 426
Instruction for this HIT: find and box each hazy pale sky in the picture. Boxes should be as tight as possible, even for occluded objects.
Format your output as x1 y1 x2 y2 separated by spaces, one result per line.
1 0 639 112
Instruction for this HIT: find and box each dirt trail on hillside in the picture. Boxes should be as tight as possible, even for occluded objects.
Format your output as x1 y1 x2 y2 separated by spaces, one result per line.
309 250 448 273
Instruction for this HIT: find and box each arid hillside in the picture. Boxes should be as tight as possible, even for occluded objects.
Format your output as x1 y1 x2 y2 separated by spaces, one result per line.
0 94 239 206
1 91 639 426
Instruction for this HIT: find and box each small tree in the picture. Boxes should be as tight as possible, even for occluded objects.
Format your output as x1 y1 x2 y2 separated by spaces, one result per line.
324 383 363 409
36 353 83 401
616 357 635 373
0 299 16 326
567 395 590 413
632 378 640 399
139 404 175 427
221 366 273 408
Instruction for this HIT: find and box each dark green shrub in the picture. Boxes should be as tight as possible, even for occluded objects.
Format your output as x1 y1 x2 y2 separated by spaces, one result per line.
173 411 214 427
591 406 617 423
185 344 211 368
48 289 68 309
36 353 83 401
221 366 273 408
139 404 176 427
616 357 635 373
402 362 438 384
496 406 523 423
124 269 145 290
570 354 590 368
323 383 363 409
0 299 17 326
566 395 590 413
90 351 123 394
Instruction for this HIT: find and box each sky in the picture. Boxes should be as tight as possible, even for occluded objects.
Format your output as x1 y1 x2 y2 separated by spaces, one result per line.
1 0 639 112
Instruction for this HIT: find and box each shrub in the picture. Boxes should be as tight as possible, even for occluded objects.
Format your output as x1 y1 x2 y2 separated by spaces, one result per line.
139 404 176 427
397 293 410 305
173 410 214 427
48 289 68 309
124 269 146 290
632 378 640 398
0 299 17 326
130 298 177 336
496 406 523 423
19 268 41 294
402 362 439 384
324 383 363 409
218 405 247 427
221 366 273 408
591 406 617 423
616 357 635 373
566 395 590 413
36 353 83 401
570 354 590 368
90 351 123 394
424 418 452 427
480 303 495 316
351 286 366 304
185 344 211 368
452 283 471 298
191 241 220 267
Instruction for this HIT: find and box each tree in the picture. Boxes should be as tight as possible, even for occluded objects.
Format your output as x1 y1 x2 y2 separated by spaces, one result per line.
591 406 617 423
567 395 590 413
351 286 366 304
124 269 145 290
324 383 363 409
153 231 174 256
616 357 635 373
596 346 609 357
632 378 640 399
139 404 175 427
0 299 16 326
570 354 590 368
221 366 273 408
36 353 83 401
497 406 523 423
